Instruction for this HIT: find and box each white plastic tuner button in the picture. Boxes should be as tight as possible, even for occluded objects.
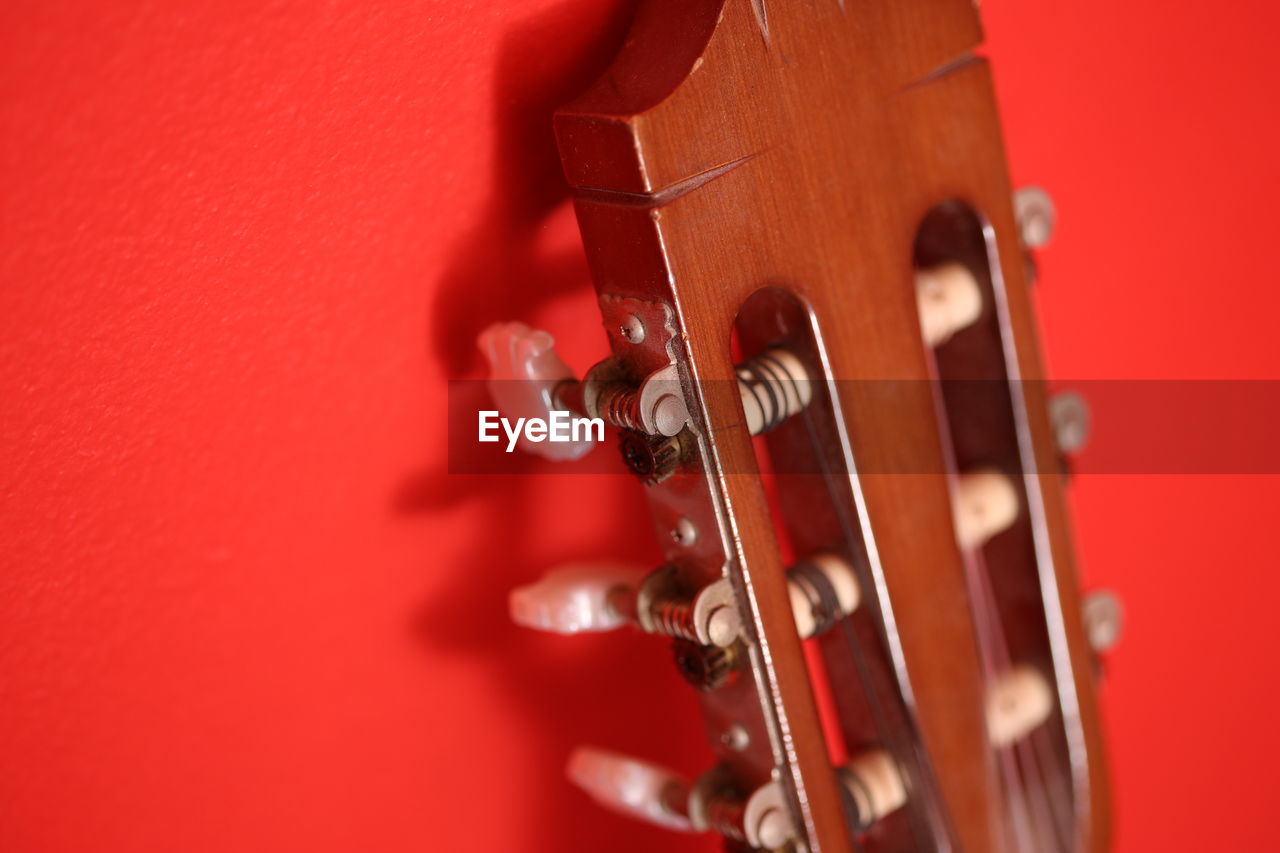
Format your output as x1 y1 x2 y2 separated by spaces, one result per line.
566 746 694 832
508 564 641 634
916 262 983 347
477 321 594 461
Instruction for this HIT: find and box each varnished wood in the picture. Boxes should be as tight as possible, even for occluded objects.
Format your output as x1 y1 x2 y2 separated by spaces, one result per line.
555 1 1109 850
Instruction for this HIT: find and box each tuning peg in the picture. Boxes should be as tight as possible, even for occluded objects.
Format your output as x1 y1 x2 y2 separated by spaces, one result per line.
508 563 642 634
477 321 594 460
1082 589 1124 654
510 554 860 647
1013 186 1057 249
566 747 695 832
1049 389 1091 455
571 749 798 846
510 562 740 646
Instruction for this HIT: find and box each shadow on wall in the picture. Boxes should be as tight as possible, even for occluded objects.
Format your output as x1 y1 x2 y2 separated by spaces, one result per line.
428 0 636 379
397 3 714 852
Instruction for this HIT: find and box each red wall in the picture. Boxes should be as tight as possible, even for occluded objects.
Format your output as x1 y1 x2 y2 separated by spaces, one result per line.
2 2 1277 850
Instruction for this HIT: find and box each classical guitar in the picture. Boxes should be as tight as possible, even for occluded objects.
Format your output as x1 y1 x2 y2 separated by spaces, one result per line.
479 1 1117 850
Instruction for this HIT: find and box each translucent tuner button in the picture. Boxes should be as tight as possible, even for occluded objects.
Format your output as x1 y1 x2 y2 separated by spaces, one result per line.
508 564 641 634
477 321 594 461
566 746 694 832
954 469 1020 550
916 263 983 347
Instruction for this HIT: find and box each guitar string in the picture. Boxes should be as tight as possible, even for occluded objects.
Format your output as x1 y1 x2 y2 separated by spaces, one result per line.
1030 716 1075 846
969 526 1069 853
926 352 1074 853
959 544 1041 852
793 397 942 852
902 371 1071 851
763 367 1071 849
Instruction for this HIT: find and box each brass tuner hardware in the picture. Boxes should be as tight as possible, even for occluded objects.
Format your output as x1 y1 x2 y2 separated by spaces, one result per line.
687 766 754 844
672 638 740 692
585 361 689 437
594 344 817 440
618 429 685 485
637 567 741 648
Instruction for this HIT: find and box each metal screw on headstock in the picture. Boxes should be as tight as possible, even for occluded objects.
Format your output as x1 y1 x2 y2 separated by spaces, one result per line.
671 516 698 546
620 313 646 344
720 723 750 752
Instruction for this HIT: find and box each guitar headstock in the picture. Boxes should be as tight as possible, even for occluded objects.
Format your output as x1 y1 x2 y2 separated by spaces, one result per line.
485 2 1112 850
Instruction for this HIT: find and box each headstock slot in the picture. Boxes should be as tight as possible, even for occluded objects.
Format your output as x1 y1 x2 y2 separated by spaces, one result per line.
734 286 952 851
915 200 1079 851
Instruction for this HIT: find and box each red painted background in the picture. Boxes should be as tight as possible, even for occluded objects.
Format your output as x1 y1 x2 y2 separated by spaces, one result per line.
2 2 1277 850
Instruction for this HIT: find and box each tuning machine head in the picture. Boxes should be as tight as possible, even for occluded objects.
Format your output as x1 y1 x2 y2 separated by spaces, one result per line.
476 322 595 460
508 564 641 635
566 747 695 832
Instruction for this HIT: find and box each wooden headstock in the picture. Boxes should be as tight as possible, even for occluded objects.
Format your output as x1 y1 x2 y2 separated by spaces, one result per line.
502 1 1110 850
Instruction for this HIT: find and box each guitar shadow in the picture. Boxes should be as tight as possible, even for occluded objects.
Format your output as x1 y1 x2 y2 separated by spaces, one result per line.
398 2 715 851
